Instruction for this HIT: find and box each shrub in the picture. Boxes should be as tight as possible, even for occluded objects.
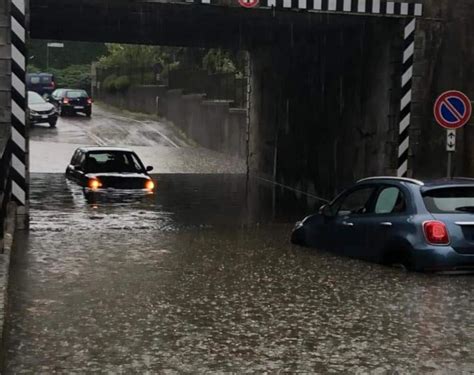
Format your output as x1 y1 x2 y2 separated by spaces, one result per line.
114 75 131 92
102 74 117 92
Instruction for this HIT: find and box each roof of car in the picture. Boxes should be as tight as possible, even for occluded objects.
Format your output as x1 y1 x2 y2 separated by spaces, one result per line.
357 176 474 189
357 176 424 185
78 146 134 153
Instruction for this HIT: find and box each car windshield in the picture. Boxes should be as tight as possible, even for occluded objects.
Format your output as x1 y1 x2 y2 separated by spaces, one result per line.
66 90 88 98
422 187 474 213
28 92 46 105
84 151 144 173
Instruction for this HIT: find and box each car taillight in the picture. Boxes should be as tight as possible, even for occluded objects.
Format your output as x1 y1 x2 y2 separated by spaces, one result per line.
423 221 450 245
145 180 155 191
63 98 69 104
87 98 92 105
51 81 55 89
88 178 102 190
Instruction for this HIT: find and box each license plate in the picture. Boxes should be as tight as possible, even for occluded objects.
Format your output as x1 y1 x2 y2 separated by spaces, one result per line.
41 115 48 119
74 106 84 109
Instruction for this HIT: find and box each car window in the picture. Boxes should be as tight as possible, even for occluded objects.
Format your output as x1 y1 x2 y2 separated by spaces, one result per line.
71 150 81 166
28 91 46 105
423 187 474 213
130 153 144 172
84 151 142 173
66 90 88 98
374 187 406 214
78 153 86 167
40 76 52 84
334 187 375 216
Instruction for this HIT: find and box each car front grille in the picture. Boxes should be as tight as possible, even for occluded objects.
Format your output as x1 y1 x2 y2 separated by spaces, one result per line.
100 177 147 189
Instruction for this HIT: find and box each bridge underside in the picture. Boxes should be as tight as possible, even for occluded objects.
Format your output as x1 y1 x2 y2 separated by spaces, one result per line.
31 0 404 198
31 0 370 48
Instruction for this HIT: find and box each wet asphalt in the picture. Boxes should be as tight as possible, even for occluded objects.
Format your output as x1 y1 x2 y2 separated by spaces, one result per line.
4 107 474 373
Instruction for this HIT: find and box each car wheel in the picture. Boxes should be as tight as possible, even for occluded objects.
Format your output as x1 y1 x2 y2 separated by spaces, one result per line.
85 109 92 117
383 248 414 271
290 227 306 246
58 106 64 117
49 119 57 128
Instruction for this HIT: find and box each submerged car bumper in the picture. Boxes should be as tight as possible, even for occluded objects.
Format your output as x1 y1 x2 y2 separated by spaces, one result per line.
412 246 474 272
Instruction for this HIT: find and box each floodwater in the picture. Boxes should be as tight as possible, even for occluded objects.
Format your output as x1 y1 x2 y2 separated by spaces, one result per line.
5 173 474 373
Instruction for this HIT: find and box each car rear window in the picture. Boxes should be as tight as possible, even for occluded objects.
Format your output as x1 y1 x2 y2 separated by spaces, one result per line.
66 90 88 98
29 76 40 84
422 187 474 213
41 76 52 84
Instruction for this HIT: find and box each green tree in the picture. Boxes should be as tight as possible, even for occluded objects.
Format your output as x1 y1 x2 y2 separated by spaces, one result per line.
29 40 107 70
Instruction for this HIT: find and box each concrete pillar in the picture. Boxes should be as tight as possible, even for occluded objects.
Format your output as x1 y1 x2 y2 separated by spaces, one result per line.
0 0 10 153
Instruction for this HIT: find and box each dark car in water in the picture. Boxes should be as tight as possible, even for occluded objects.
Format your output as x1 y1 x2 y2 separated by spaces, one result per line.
28 91 58 127
65 147 155 192
50 88 93 117
291 177 474 272
26 73 56 96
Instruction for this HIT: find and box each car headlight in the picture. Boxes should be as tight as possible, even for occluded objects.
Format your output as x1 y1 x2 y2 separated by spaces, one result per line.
145 180 155 191
88 177 102 190
29 109 38 115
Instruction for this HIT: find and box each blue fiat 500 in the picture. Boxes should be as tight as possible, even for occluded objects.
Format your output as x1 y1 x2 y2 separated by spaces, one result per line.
291 177 474 272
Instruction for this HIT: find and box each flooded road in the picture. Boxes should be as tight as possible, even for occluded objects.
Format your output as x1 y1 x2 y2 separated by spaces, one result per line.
5 173 474 373
29 105 245 174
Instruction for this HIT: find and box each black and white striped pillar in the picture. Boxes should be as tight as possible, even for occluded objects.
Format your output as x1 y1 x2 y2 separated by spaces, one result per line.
397 17 415 177
10 0 27 207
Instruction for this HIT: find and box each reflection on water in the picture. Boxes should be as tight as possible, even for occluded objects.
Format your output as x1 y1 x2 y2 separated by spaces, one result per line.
5 173 474 373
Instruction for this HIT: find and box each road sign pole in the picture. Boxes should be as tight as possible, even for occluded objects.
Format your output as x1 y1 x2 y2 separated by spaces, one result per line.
434 91 472 178
447 151 452 178
446 129 456 178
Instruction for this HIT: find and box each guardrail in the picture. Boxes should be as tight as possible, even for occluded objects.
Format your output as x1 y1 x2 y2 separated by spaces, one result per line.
0 142 11 252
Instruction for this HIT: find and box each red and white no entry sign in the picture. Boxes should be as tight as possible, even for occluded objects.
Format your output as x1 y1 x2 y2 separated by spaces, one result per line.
434 90 472 129
238 0 259 8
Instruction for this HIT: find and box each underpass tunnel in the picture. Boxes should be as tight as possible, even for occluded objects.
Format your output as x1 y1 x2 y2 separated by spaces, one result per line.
30 1 406 205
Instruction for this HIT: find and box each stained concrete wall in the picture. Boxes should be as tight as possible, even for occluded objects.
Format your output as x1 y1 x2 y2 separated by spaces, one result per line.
248 18 400 198
0 0 10 154
98 85 246 158
411 0 474 178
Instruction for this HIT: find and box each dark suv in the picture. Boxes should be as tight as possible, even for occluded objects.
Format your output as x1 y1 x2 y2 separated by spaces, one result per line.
26 73 56 96
50 88 93 117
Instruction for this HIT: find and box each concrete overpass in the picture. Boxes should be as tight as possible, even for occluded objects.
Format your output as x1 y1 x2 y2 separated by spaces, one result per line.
1 0 474 223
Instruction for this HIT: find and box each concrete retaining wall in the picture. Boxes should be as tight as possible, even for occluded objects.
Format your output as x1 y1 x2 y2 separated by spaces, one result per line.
98 85 246 158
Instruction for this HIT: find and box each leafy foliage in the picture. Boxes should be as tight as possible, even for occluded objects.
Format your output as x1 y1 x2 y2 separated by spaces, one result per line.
29 39 106 70
202 49 237 74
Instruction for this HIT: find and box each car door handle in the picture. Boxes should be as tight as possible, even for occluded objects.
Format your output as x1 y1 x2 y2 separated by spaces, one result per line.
380 222 393 227
342 221 354 227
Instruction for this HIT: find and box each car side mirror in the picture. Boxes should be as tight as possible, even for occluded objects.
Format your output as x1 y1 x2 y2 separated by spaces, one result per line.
319 204 334 217
42 94 50 101
74 165 83 172
146 166 153 172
